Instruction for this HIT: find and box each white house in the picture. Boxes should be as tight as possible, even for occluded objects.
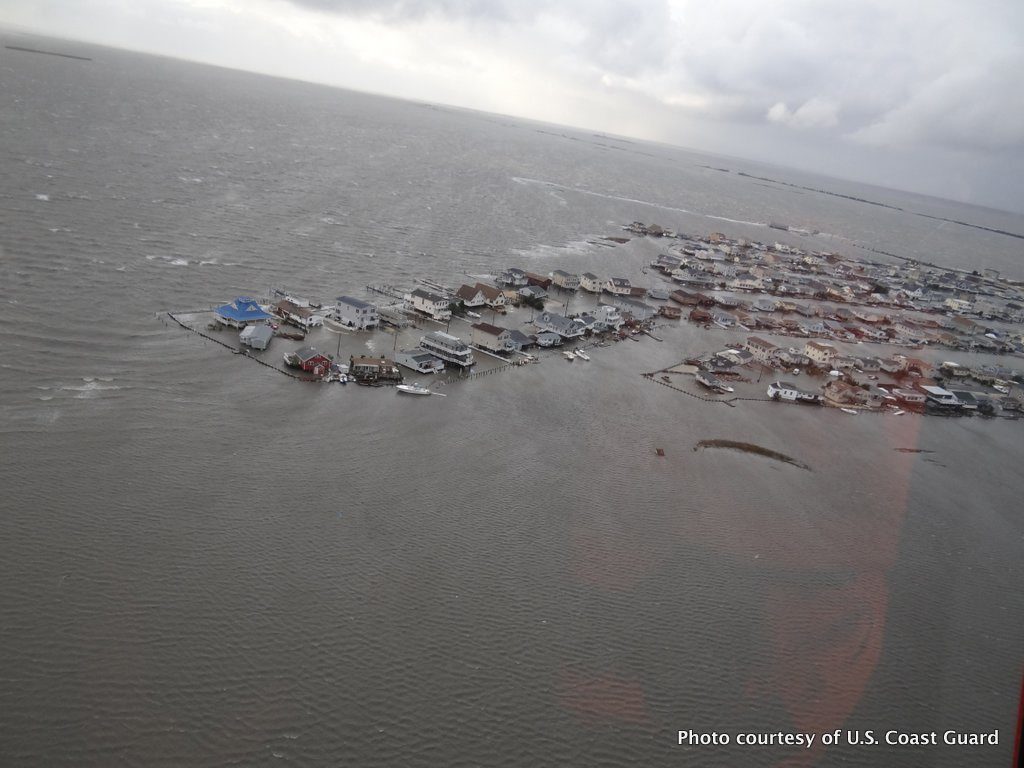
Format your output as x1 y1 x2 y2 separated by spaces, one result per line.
593 305 624 330
745 336 780 364
470 322 514 353
804 340 838 365
535 311 585 339
605 277 632 295
552 270 581 290
604 295 655 321
580 272 602 293
333 295 379 330
407 288 452 321
454 284 488 308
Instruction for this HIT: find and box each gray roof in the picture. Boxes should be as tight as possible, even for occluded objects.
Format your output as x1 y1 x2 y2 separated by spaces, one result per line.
411 288 447 302
336 295 374 310
241 324 273 342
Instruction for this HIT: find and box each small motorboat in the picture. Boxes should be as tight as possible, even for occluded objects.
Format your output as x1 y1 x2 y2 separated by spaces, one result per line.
465 311 482 319
574 349 590 361
396 383 432 396
840 407 859 415
563 350 576 361
891 410 905 416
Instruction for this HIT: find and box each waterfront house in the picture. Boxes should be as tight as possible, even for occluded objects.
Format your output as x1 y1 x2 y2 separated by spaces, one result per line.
275 299 323 329
287 347 332 376
593 305 625 330
880 357 908 374
605 277 633 296
349 355 403 383
804 340 838 365
534 331 563 347
470 322 514 353
455 284 488 308
824 320 855 341
394 349 445 374
767 381 803 401
669 289 700 306
504 329 535 352
709 310 736 328
745 336 780 364
333 296 379 330
917 385 962 408
407 288 452 321
518 285 548 302
823 380 869 407
420 331 475 367
580 272 603 293
215 296 272 329
524 271 553 289
646 286 670 301
720 348 754 366
474 283 507 308
604 295 655 321
731 273 764 291
952 316 981 336
497 267 529 288
574 313 599 332
239 324 273 350
552 270 581 290
535 311 585 339
654 254 682 272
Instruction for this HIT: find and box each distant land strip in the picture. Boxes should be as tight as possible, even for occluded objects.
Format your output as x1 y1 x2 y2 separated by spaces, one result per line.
5 45 92 62
701 165 1024 241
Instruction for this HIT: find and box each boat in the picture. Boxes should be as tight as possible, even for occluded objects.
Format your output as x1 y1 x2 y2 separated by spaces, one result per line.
396 383 432 396
465 311 482 319
891 410 905 416
574 349 590 361
563 350 576 361
840 408 859 415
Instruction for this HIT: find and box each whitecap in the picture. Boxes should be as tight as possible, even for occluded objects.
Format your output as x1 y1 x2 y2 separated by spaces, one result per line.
35 193 50 201
169 258 189 266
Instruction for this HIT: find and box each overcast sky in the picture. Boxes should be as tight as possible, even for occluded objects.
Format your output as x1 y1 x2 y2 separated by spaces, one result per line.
4 0 1023 211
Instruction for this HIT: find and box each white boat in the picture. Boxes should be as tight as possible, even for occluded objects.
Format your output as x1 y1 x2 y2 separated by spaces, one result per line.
840 407 859 415
574 349 590 361
891 410 905 416
563 350 576 361
396 383 432 396
465 311 482 319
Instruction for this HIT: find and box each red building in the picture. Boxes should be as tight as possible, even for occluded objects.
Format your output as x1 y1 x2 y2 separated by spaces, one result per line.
285 347 332 376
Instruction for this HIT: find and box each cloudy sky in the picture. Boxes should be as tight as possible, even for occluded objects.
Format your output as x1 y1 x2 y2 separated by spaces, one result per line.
4 0 1023 211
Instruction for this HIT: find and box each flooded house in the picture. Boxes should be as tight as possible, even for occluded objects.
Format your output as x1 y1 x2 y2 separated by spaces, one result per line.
215 296 272 329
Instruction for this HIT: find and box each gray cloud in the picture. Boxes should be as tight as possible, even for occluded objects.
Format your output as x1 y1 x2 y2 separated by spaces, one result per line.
280 0 1024 156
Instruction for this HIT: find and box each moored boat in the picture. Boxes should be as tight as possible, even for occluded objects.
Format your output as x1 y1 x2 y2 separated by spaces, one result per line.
396 383 432 396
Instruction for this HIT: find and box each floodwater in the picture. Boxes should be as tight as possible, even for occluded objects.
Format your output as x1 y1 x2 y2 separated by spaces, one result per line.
1 32 1022 767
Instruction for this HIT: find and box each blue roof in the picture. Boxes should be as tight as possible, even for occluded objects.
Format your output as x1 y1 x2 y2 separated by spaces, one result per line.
215 297 271 322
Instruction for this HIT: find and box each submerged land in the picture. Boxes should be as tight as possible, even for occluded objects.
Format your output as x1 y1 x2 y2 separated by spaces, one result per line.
171 221 1024 420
